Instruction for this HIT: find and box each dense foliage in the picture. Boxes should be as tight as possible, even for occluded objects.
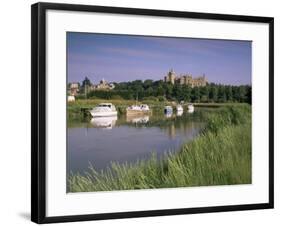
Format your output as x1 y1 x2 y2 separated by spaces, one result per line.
77 78 251 104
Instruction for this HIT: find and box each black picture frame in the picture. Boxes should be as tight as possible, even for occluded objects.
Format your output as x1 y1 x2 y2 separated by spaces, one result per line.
31 2 274 224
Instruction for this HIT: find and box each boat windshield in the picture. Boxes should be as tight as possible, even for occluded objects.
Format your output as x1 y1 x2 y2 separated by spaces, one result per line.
98 104 111 108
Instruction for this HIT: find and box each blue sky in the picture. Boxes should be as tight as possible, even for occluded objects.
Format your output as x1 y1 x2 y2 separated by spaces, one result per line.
67 32 252 85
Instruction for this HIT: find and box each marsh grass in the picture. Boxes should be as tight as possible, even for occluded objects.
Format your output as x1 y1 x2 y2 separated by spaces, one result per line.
68 105 251 192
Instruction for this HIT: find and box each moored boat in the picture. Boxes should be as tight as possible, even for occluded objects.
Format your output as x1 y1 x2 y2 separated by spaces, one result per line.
187 104 194 113
126 104 151 115
176 104 183 112
164 106 173 114
67 95 75 102
90 103 118 117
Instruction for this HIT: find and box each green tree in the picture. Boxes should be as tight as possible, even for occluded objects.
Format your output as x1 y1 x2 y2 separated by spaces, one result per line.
225 86 233 102
209 85 218 102
143 79 153 89
146 87 154 96
164 83 173 99
191 87 200 102
217 85 226 102
182 85 191 102
85 78 251 103
200 86 209 103
246 86 252 104
156 85 165 96
238 86 247 102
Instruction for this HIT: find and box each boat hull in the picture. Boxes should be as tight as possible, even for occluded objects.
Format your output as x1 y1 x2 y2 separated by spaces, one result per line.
187 105 194 113
164 108 173 114
90 111 118 117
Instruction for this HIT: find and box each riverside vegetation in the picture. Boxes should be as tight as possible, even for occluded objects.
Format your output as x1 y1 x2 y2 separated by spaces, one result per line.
68 104 251 192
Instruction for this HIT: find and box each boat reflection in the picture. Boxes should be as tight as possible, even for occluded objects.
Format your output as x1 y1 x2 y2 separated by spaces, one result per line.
176 110 183 116
187 104 195 113
126 115 149 124
90 116 117 129
164 112 173 118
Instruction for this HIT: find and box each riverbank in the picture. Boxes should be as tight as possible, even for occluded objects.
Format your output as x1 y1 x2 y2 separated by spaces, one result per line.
68 99 167 120
67 99 246 120
68 104 251 192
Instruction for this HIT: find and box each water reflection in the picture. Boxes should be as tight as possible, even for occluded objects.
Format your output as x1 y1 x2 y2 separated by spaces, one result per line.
90 116 117 129
187 109 194 113
68 109 206 174
164 112 173 118
176 111 183 116
126 115 149 124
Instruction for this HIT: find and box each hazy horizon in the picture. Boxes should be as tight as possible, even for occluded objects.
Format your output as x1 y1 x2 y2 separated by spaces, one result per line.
67 32 252 86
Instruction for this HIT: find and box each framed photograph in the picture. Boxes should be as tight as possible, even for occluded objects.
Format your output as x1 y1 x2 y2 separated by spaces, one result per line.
31 2 274 224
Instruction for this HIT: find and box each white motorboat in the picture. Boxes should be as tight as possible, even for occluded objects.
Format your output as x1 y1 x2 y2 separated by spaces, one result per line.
126 104 150 115
90 116 117 129
187 104 194 113
67 95 75 102
164 106 173 114
176 105 183 112
90 103 118 117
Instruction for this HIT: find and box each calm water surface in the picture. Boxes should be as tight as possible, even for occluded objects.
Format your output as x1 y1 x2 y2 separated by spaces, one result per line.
67 110 205 175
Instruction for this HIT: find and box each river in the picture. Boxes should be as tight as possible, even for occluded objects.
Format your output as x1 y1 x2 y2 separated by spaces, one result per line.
67 109 206 175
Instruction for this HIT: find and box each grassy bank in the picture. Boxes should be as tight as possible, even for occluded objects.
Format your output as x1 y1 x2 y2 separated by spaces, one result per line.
68 104 251 192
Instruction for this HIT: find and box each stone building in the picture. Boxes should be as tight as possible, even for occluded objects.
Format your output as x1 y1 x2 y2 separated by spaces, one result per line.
164 69 176 84
68 82 80 96
164 69 207 88
93 79 115 90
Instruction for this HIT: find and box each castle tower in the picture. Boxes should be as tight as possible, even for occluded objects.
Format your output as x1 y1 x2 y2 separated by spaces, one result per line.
167 69 176 84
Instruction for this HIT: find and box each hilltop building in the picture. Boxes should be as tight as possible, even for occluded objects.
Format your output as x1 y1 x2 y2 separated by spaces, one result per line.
68 82 80 96
93 79 115 90
164 69 207 87
164 69 176 84
68 78 115 96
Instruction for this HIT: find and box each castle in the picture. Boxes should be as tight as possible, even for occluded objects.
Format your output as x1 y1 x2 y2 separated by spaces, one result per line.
93 79 115 90
164 69 207 87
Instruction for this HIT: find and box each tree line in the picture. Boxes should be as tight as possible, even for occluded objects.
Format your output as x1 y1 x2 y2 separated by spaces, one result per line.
76 78 251 104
